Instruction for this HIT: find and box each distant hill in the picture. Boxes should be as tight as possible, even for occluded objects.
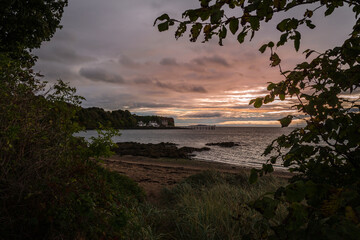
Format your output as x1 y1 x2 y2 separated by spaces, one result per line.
77 107 175 130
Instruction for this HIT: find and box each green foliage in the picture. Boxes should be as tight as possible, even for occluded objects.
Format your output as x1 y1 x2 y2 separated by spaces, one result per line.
0 67 145 238
77 107 175 129
156 0 360 238
88 125 120 159
0 2 145 239
130 171 286 240
0 0 68 66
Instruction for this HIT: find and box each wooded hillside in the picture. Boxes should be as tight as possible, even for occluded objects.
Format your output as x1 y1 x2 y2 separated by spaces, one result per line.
77 107 175 129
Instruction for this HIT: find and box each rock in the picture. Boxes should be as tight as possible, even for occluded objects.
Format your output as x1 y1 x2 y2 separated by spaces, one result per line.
205 142 240 148
113 142 210 159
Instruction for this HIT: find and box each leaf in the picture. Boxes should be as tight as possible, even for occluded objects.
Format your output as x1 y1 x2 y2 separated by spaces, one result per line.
304 9 313 18
219 26 227 39
203 24 211 34
277 32 288 47
267 83 276 90
294 31 301 51
254 97 263 108
252 197 279 219
279 0 286 9
277 19 288 32
270 53 281 67
325 6 335 16
305 20 315 29
285 181 306 202
158 22 169 32
279 93 285 100
345 206 358 223
262 163 274 174
259 44 268 53
237 31 247 44
279 115 293 127
218 26 227 45
190 23 203 42
304 49 315 58
229 18 239 35
263 145 273 155
211 9 223 24
249 168 258 184
264 95 274 104
249 16 260 30
154 13 169 26
273 0 280 8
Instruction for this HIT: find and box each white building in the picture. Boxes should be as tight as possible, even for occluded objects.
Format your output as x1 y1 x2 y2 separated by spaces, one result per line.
161 119 168 127
137 121 146 127
147 121 159 127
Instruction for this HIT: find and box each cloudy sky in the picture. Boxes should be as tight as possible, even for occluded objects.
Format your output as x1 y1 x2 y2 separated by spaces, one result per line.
34 0 356 126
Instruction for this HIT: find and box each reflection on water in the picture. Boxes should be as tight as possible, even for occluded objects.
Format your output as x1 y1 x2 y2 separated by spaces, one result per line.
76 127 293 169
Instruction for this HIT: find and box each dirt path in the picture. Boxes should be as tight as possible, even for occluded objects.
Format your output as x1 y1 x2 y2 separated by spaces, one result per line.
103 155 292 203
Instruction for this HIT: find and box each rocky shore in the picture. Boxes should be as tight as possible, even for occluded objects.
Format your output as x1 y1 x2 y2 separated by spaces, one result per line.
113 142 210 159
205 142 240 148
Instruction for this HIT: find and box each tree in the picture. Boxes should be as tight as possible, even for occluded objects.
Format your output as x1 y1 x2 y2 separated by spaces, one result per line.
155 0 360 238
0 1 144 239
0 0 68 66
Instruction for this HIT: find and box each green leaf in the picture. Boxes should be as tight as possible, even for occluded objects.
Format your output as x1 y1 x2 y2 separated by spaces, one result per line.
264 95 274 104
270 53 281 67
304 9 313 18
249 16 260 30
274 0 286 9
259 44 268 53
305 20 315 29
219 26 227 38
305 49 315 59
277 19 288 32
288 18 299 30
279 115 293 127
237 31 247 44
218 26 227 45
229 18 239 35
154 13 169 26
262 163 274 174
325 6 335 16
285 181 306 202
249 168 258 184
267 83 276 90
254 97 263 108
277 32 288 47
190 23 203 42
158 22 169 32
175 23 187 40
279 93 285 100
294 31 301 51
252 197 279 219
211 9 223 24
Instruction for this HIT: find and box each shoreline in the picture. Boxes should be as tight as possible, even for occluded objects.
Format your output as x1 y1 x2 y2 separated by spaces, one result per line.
84 127 188 130
103 155 293 203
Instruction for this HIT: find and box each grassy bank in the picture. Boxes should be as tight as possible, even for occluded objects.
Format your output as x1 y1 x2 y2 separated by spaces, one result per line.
122 170 286 240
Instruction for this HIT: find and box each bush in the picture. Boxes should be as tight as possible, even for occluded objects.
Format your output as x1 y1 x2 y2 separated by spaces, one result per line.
130 171 286 240
0 68 145 239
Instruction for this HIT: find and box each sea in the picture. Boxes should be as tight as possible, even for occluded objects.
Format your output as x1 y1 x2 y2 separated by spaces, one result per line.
77 127 294 169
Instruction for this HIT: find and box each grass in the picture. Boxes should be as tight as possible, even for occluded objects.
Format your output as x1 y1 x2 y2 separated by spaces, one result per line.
124 170 287 240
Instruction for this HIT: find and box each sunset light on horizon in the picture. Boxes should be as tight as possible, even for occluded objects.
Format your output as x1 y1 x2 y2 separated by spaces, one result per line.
34 0 357 126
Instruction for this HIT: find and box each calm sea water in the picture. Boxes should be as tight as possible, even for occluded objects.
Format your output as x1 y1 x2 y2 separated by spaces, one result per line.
77 127 293 169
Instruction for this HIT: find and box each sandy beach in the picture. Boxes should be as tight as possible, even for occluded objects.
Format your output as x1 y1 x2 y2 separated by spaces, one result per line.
103 155 293 203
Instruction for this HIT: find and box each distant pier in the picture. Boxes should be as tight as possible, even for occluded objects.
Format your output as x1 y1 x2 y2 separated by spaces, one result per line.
186 124 216 130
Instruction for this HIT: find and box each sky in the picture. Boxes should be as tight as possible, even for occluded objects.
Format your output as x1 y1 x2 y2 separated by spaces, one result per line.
34 0 356 126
